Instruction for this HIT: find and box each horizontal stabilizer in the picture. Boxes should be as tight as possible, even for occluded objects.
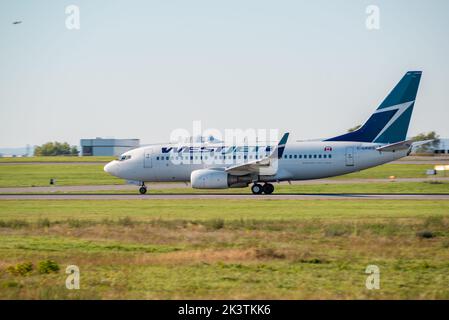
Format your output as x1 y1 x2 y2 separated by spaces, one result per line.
376 140 413 152
411 139 435 149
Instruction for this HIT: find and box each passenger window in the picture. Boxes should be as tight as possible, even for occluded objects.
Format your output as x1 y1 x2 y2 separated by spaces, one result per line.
323 154 327 158
329 154 332 159
319 155 322 158
289 155 293 159
309 155 312 159
294 155 297 159
156 157 159 160
313 155 317 158
284 155 288 159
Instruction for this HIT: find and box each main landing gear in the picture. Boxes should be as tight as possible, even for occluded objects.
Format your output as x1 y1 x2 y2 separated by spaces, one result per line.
139 183 147 195
251 183 274 195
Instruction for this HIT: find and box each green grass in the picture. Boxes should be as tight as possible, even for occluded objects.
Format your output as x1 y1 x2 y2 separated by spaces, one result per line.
0 236 181 254
0 156 115 163
0 199 449 299
0 164 123 187
0 199 448 221
143 181 449 194
333 164 436 179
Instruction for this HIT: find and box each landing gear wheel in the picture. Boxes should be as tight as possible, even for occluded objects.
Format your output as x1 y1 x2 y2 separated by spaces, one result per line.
263 183 274 195
139 186 147 195
251 183 263 195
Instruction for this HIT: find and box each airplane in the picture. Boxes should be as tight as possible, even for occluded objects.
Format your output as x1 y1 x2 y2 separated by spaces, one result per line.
12 21 22 25
104 71 428 195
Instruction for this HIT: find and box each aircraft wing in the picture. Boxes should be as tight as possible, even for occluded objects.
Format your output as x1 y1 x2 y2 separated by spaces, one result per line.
225 133 289 175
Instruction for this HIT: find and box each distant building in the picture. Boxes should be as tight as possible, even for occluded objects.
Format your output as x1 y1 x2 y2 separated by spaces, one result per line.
80 138 140 156
411 138 449 154
433 138 449 154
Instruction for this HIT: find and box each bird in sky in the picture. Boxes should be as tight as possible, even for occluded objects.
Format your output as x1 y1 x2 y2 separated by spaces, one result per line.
12 21 22 25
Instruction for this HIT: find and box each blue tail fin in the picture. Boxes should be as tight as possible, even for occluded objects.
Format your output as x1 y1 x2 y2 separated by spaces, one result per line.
326 71 422 144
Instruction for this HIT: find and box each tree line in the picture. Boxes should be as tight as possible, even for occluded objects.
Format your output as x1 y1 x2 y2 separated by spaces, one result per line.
34 142 79 156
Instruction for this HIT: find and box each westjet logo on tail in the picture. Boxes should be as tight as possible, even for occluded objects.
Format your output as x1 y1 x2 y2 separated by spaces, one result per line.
326 71 421 144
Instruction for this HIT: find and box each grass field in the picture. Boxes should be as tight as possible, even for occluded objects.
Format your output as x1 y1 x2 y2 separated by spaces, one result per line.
1 199 449 299
0 164 123 187
0 163 444 188
0 156 114 163
335 164 434 179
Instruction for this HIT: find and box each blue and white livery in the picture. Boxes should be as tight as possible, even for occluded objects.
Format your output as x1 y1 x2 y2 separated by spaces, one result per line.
104 71 428 195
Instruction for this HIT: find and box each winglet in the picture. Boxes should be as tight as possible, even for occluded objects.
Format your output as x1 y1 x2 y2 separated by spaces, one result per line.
276 132 289 159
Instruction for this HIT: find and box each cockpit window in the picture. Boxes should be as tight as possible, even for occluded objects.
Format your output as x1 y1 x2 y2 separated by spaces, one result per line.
119 155 132 161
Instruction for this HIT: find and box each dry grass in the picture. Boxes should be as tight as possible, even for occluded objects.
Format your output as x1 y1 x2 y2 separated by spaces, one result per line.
1 200 449 299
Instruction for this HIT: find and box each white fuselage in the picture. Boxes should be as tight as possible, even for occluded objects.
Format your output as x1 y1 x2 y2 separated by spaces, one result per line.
104 141 408 184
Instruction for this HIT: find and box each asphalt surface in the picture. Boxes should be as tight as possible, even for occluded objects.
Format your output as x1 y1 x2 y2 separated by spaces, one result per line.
1 177 448 194
0 162 106 166
1 193 448 200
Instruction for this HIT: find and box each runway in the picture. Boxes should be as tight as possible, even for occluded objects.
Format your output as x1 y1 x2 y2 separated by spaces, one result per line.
1 177 448 194
1 193 448 200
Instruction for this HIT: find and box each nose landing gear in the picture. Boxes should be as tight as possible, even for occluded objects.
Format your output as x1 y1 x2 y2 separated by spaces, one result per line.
251 183 274 195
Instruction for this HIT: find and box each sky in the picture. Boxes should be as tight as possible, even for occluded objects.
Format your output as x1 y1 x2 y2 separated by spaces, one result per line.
0 0 448 148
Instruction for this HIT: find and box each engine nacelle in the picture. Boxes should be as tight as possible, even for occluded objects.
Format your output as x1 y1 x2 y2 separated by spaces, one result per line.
191 169 252 189
191 169 229 189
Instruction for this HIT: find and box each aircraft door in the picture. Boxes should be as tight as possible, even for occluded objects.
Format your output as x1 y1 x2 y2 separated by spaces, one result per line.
144 149 153 168
345 147 355 166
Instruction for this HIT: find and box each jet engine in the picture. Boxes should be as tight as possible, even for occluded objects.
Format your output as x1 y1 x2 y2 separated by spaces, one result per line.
191 169 252 189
